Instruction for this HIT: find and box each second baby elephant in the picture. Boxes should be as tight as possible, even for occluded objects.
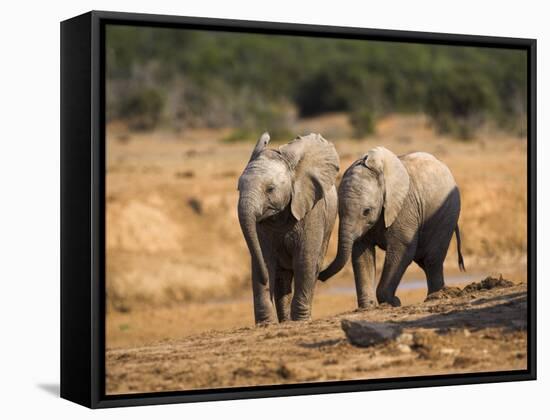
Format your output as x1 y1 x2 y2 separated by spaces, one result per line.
319 146 464 308
238 132 339 324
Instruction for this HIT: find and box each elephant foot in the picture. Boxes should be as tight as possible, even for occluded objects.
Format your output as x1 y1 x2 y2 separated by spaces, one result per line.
254 305 277 325
427 284 445 296
290 303 312 321
276 308 291 323
255 319 277 327
290 312 312 322
377 293 401 307
291 318 312 323
356 300 377 311
254 312 278 326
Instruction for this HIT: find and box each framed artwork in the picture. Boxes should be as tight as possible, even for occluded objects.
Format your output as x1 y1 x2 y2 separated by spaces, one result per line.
60 10 536 408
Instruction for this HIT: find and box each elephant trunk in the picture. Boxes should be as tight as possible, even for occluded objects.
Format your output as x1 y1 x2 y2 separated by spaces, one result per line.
238 197 270 285
319 220 355 282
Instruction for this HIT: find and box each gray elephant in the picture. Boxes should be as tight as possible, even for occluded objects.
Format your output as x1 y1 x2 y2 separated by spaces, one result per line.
319 146 464 308
238 132 339 324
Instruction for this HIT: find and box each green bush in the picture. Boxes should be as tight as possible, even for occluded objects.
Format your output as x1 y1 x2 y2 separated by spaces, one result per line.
118 87 165 131
350 106 376 138
106 26 527 137
223 101 295 143
425 68 498 139
294 69 351 117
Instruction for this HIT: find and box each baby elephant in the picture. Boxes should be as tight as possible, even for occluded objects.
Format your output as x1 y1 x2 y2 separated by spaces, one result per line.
238 132 339 324
319 146 464 308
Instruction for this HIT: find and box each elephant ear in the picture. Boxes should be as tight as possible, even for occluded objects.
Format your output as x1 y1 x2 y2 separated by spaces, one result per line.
279 133 340 221
248 132 271 163
364 146 410 228
237 132 271 191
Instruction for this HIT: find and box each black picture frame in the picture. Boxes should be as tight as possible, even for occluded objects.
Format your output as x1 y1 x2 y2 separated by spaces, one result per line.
60 10 537 409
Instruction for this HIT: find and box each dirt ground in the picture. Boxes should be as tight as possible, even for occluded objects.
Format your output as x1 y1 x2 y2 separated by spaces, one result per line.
106 273 512 349
105 113 528 393
106 279 528 395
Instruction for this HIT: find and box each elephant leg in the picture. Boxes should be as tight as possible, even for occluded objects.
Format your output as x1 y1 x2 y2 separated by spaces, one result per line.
351 240 377 309
274 269 293 322
421 259 445 295
291 245 322 321
251 260 276 324
376 242 416 307
290 265 316 321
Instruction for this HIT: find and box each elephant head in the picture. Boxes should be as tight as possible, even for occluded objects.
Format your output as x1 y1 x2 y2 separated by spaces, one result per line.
238 132 339 285
319 146 410 281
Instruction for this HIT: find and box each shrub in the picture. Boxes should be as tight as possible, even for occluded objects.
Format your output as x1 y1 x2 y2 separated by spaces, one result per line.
223 101 296 143
119 87 165 131
106 26 527 137
350 106 376 138
425 68 498 140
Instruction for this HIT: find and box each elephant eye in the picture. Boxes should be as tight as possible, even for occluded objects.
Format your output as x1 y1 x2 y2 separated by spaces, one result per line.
363 208 372 216
266 186 275 193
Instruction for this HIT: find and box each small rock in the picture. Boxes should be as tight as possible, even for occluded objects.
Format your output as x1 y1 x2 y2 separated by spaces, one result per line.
440 348 459 356
276 364 294 379
187 197 203 215
412 329 436 347
453 356 477 368
341 319 402 347
396 332 414 345
397 344 412 354
233 367 254 377
175 170 195 178
463 329 472 337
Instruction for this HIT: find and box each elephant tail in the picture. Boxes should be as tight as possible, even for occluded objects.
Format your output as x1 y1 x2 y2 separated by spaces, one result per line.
455 225 466 272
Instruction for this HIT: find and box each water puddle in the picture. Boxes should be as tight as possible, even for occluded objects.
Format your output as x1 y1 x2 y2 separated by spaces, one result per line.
324 273 483 295
209 273 486 304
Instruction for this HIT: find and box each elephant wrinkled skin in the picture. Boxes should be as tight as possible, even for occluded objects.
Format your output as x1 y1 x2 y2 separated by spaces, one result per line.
320 146 465 308
238 133 339 324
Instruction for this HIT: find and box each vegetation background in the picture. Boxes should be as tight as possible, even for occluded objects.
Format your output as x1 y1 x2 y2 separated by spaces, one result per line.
106 26 527 139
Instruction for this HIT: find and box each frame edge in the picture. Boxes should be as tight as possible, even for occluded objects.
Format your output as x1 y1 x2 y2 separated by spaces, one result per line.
65 10 537 408
60 11 94 408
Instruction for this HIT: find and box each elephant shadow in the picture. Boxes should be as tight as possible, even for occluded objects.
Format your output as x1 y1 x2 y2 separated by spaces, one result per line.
297 289 526 350
398 291 527 332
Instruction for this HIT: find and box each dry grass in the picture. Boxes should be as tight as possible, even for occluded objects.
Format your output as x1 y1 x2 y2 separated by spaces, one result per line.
106 114 527 313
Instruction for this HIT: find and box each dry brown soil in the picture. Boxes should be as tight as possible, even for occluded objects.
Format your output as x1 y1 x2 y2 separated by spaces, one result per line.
106 280 528 395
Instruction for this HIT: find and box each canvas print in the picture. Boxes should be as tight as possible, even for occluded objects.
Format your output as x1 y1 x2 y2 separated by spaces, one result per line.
104 25 528 395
